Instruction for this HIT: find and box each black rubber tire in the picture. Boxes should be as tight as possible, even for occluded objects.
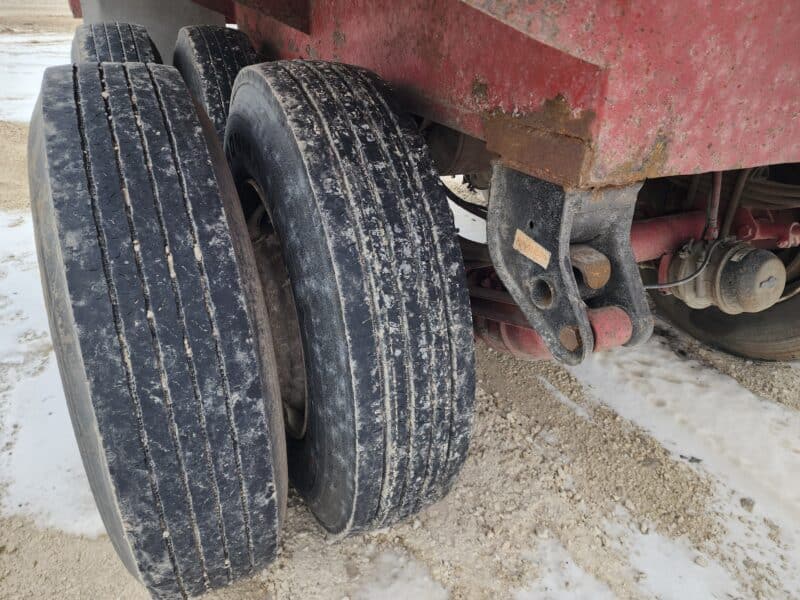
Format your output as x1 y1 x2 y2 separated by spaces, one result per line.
173 26 258 142
226 60 476 534
651 292 800 361
71 22 162 63
28 63 286 599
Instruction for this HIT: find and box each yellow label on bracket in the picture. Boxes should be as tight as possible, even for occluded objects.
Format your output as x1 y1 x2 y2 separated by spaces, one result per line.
512 229 551 269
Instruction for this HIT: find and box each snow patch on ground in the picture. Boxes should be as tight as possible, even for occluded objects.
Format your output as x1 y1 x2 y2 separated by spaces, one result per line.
353 552 447 600
570 336 800 531
570 335 800 595
0 32 72 122
515 539 615 599
606 514 742 600
0 212 103 536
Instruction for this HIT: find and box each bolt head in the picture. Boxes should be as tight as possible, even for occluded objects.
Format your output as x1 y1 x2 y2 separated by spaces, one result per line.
559 326 582 352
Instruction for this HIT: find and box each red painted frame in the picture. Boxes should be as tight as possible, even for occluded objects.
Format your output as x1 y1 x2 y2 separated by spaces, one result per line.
208 0 800 189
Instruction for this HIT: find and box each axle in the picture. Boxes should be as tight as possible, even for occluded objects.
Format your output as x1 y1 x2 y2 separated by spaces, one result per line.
467 200 798 362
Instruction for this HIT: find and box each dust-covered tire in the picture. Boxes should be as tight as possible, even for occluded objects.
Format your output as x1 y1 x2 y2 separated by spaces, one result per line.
28 63 286 598
71 22 162 63
651 292 800 361
174 26 258 141
226 60 476 534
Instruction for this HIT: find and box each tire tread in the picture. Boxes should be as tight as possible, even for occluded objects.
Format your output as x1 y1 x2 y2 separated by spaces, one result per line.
71 22 161 63
226 60 475 534
173 26 257 141
30 62 283 599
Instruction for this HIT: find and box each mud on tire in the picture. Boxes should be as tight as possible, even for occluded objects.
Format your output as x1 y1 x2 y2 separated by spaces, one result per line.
71 22 162 63
226 60 476 534
28 63 286 598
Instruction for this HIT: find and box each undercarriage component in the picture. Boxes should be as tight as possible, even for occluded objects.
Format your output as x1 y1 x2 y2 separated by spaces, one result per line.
425 125 497 176
630 211 707 262
471 288 633 360
665 241 786 314
640 169 800 361
570 245 612 290
736 216 800 248
487 164 652 364
673 169 800 212
652 280 800 361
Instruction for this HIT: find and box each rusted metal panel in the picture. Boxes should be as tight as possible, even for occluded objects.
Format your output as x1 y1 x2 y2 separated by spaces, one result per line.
235 0 606 186
465 1 800 185
229 0 800 188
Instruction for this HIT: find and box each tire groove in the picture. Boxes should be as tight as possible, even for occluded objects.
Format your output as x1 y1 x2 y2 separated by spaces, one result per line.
228 31 256 76
73 64 187 599
307 61 413 525
146 63 256 568
102 63 209 591
129 23 142 62
122 63 232 585
197 27 230 120
210 27 239 92
294 64 396 521
114 22 127 61
102 23 113 62
357 72 462 498
277 62 389 531
88 23 98 61
330 63 434 518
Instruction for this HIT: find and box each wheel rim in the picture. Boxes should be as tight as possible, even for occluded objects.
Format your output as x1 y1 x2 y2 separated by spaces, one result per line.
241 178 309 439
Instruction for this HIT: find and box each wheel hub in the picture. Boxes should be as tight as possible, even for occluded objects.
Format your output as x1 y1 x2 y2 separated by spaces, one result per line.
241 178 308 439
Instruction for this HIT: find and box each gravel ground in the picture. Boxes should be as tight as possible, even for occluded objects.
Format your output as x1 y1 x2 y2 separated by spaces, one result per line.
1 3 799 598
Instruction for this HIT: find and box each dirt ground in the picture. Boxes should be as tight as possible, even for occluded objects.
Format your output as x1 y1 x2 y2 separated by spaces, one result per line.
1 3 799 599
0 0 78 34
0 123 29 212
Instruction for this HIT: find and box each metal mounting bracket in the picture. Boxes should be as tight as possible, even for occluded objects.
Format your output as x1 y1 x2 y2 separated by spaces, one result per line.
487 164 652 365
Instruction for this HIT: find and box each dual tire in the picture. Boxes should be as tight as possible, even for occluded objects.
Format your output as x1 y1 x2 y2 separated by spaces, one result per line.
30 62 286 598
34 22 475 599
226 60 475 533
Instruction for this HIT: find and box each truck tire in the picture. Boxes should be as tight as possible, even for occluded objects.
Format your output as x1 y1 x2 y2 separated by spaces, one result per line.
652 292 800 361
226 60 476 534
71 22 162 63
28 63 286 598
174 26 258 141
